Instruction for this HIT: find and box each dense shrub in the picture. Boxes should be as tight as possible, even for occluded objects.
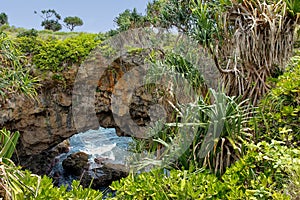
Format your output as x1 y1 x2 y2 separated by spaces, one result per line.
0 166 103 200
110 169 226 199
109 140 300 199
20 171 103 200
17 28 38 38
16 35 40 55
16 33 102 72
223 140 300 199
253 53 300 146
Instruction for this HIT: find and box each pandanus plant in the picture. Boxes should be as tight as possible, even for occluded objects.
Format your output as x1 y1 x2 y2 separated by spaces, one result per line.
130 0 299 174
219 0 300 104
148 0 300 104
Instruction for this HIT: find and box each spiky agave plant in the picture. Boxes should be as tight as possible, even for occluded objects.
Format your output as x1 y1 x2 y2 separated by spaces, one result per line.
195 89 253 174
126 50 253 174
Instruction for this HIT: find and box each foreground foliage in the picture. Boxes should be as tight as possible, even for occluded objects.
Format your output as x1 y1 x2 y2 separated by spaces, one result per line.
1 165 103 200
254 51 300 146
110 140 300 199
0 0 299 198
0 127 103 200
110 51 300 199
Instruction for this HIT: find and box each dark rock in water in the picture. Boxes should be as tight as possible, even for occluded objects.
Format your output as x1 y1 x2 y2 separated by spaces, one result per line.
94 157 108 164
62 152 89 176
102 160 129 175
56 140 70 154
81 159 129 189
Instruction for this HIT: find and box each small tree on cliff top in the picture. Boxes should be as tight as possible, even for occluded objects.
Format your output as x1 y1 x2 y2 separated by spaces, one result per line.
114 8 148 32
35 9 62 32
63 16 83 31
0 12 8 26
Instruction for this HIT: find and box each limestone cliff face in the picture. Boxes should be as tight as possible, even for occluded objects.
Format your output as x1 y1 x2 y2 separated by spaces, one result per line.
0 88 75 156
0 67 78 156
0 51 176 174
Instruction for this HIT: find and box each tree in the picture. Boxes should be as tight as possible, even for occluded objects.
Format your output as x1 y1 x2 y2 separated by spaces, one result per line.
114 8 148 32
146 0 300 105
63 16 83 31
0 12 8 26
41 20 62 32
35 9 62 32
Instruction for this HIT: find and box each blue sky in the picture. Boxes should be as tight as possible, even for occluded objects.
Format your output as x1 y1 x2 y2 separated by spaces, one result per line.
1 0 150 33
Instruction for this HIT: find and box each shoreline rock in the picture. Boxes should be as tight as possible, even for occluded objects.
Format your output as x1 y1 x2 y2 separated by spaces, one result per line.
81 158 129 189
62 152 89 176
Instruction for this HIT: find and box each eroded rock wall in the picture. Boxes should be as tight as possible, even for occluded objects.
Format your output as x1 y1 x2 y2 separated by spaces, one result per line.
0 51 175 174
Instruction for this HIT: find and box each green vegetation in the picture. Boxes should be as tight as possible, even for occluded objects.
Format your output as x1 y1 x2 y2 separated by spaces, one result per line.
17 28 38 38
106 1 300 199
0 13 8 26
1 0 300 199
0 128 103 199
35 9 62 32
114 8 148 32
0 32 39 99
111 141 299 199
0 27 105 199
108 50 300 199
63 16 84 31
145 0 299 104
254 56 300 146
17 33 101 72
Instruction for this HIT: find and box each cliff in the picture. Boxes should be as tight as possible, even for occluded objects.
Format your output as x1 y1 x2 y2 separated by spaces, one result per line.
0 50 176 174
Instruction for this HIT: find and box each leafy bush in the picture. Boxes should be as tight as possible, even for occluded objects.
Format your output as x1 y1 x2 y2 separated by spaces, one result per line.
253 54 300 146
286 162 300 198
17 29 38 38
16 35 40 56
110 140 300 199
0 165 103 200
16 33 102 72
110 169 226 200
0 24 10 32
19 171 102 200
223 140 299 199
